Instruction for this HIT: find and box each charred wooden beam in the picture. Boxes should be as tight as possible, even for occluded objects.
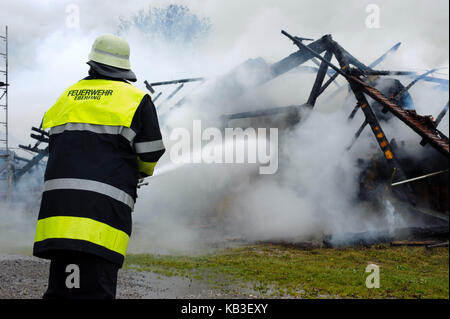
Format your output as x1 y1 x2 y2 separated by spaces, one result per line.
145 78 204 94
18 144 46 153
149 77 205 87
31 126 49 137
327 40 418 205
307 50 333 107
349 87 407 176
362 70 448 87
393 68 440 103
320 42 402 98
419 101 448 146
390 240 440 246
350 76 449 157
426 241 449 249
318 71 341 96
348 102 362 120
166 83 184 100
325 226 448 248
14 146 49 179
222 104 303 121
282 31 344 76
435 101 449 127
368 42 401 68
13 155 30 163
156 84 185 110
391 169 449 187
30 133 49 144
331 41 372 72
346 120 368 151
269 34 331 82
152 92 162 102
144 80 155 93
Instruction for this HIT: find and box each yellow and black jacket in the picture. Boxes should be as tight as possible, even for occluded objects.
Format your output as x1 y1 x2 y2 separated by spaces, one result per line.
33 75 165 267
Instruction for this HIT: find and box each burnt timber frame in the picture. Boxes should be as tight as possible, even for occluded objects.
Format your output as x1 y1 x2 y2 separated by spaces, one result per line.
145 30 448 193
221 30 448 206
144 78 206 110
280 31 448 160
14 126 49 180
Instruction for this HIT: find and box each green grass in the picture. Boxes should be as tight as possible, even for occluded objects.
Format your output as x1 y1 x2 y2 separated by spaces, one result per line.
124 244 449 299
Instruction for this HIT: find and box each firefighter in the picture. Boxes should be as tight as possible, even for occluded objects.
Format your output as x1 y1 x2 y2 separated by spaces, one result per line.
33 34 165 299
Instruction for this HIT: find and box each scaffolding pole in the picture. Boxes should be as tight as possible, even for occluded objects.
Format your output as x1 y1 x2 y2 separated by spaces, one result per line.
0 26 8 154
0 25 13 198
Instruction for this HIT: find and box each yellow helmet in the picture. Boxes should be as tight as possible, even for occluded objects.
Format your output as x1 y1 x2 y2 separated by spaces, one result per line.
88 34 131 70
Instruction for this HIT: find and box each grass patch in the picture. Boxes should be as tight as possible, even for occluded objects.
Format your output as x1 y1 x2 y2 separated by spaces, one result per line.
124 244 449 298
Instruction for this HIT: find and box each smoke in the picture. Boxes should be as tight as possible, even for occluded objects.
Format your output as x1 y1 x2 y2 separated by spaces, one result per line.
0 168 44 253
0 0 448 255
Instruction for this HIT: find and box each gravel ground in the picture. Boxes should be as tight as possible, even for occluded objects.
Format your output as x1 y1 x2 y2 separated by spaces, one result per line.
0 254 49 299
0 254 252 299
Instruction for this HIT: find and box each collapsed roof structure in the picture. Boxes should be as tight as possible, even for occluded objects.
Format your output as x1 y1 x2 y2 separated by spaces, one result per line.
141 30 449 244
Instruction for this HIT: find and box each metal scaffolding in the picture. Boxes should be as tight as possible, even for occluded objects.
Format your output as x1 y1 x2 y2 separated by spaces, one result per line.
0 25 13 192
0 26 8 151
0 25 48 186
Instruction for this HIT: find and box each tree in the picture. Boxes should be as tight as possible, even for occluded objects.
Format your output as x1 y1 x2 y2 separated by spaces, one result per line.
118 4 211 45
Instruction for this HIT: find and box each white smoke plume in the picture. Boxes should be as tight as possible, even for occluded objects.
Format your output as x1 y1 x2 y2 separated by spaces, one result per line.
0 0 448 254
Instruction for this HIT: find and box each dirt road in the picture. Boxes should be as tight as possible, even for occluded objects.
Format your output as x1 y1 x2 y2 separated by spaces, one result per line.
0 254 248 299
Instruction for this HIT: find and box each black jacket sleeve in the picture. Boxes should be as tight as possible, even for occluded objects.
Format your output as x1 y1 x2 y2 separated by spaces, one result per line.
130 95 166 177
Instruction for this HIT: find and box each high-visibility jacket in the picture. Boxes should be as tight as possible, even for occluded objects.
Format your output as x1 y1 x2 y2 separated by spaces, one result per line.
33 77 165 266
